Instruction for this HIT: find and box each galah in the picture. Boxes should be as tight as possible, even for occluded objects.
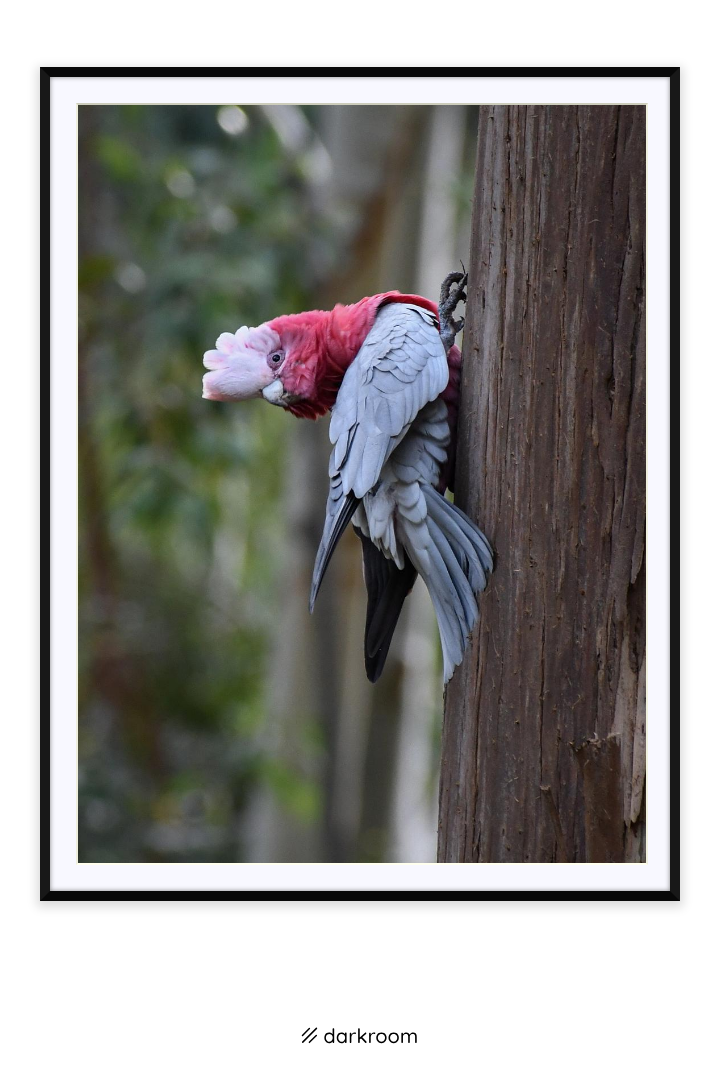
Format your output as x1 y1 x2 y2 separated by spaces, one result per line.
202 273 493 683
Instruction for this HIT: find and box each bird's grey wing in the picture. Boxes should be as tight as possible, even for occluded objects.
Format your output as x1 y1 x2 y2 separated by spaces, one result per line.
310 303 448 610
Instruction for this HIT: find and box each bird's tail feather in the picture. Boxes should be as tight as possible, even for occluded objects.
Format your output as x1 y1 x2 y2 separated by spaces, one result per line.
355 527 418 683
411 486 493 682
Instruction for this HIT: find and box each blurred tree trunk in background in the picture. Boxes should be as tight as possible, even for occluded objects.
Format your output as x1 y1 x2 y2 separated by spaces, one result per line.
78 109 165 785
389 105 467 862
246 106 428 862
439 106 646 863
244 419 338 861
320 105 423 863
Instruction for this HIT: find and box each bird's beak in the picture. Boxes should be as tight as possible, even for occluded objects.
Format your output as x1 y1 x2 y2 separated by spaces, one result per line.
261 379 286 406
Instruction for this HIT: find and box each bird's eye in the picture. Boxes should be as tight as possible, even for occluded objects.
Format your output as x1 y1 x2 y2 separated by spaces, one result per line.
270 352 283 365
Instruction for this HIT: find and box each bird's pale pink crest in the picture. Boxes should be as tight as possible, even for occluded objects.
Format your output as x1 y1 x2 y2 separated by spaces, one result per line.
202 324 282 401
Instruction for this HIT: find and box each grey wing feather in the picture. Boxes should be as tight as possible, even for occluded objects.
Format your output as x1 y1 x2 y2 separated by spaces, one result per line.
328 304 449 499
308 476 358 612
310 303 449 608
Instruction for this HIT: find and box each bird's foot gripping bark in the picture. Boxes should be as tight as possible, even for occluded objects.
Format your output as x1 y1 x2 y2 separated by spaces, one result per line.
438 270 468 354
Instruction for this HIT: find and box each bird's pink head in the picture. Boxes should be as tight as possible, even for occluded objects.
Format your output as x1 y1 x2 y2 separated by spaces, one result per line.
202 324 285 402
201 296 429 418
202 311 337 417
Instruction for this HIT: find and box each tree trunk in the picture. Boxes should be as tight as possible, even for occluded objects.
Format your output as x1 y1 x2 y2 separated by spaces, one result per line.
438 105 646 863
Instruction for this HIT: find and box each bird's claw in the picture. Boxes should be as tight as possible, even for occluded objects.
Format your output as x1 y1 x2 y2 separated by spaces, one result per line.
438 270 468 353
439 270 467 309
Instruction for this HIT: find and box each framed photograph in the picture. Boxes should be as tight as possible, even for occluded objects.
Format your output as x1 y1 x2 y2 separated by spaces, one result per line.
42 68 678 898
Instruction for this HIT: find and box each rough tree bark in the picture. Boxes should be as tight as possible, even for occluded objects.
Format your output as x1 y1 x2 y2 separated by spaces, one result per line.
438 106 646 863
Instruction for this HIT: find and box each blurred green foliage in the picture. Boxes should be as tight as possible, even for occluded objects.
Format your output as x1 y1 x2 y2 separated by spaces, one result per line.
79 105 330 861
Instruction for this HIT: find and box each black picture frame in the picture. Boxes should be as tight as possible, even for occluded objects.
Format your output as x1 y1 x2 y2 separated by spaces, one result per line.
41 67 680 900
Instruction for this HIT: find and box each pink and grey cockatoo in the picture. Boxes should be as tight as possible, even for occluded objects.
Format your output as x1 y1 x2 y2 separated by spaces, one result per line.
202 273 493 683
